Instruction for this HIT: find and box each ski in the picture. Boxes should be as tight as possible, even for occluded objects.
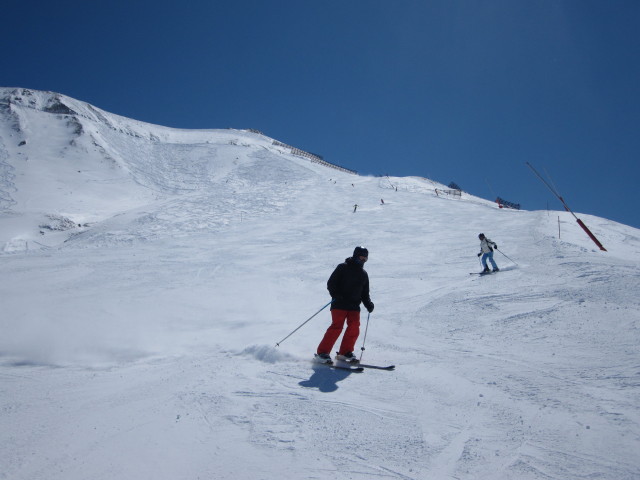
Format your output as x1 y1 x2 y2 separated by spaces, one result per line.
313 357 364 372
357 363 395 371
334 360 395 370
470 271 496 276
317 362 364 372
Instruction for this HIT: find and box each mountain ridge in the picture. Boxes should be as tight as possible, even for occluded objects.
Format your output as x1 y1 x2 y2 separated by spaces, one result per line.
0 87 372 252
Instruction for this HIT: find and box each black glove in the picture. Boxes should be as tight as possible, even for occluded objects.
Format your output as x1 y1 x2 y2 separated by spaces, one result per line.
366 302 374 313
477 253 481 257
494 244 498 249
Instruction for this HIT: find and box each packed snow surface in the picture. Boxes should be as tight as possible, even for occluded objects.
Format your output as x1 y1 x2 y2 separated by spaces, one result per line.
1 88 639 479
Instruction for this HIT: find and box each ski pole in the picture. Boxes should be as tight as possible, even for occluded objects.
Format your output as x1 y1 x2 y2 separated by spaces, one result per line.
275 300 332 347
359 312 371 362
495 248 518 266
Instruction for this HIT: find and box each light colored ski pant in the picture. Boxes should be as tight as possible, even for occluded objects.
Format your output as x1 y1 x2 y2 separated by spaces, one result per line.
481 251 498 270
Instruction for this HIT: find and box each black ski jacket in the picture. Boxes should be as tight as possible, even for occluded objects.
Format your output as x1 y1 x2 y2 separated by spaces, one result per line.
327 257 373 312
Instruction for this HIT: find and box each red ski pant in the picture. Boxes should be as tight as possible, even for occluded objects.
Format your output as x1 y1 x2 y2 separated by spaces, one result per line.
317 309 360 355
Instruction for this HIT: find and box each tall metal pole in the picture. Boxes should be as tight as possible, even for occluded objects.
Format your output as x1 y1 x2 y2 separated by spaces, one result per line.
526 162 606 251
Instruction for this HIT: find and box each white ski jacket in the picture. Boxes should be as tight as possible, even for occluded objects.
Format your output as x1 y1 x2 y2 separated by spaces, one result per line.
479 237 497 254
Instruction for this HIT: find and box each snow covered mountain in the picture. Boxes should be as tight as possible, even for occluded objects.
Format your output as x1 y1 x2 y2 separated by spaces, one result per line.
0 87 357 251
1 87 639 479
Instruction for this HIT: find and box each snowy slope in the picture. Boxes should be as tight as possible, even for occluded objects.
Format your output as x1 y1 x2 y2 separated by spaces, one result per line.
1 88 639 480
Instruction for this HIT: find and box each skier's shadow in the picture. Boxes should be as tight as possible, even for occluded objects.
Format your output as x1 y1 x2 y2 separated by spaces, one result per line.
299 365 353 393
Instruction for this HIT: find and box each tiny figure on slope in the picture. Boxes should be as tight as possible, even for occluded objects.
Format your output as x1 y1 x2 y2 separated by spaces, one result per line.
477 233 499 273
315 246 374 364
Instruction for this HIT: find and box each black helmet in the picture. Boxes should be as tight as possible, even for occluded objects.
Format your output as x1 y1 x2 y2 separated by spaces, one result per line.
478 233 485 239
353 246 369 258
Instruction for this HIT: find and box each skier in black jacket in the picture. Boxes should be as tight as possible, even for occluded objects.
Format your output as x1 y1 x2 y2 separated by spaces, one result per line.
315 246 374 364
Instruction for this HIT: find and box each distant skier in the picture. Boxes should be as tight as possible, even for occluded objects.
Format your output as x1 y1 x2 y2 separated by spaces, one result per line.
477 233 499 273
315 246 374 364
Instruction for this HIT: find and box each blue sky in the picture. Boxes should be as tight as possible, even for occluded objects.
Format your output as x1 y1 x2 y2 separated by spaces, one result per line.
4 1 640 228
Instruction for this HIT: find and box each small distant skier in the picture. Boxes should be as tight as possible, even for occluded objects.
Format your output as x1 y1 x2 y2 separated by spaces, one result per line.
315 246 375 364
477 233 499 273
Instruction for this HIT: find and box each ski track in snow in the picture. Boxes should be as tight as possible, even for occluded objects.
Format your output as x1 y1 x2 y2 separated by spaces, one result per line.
1 88 639 480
